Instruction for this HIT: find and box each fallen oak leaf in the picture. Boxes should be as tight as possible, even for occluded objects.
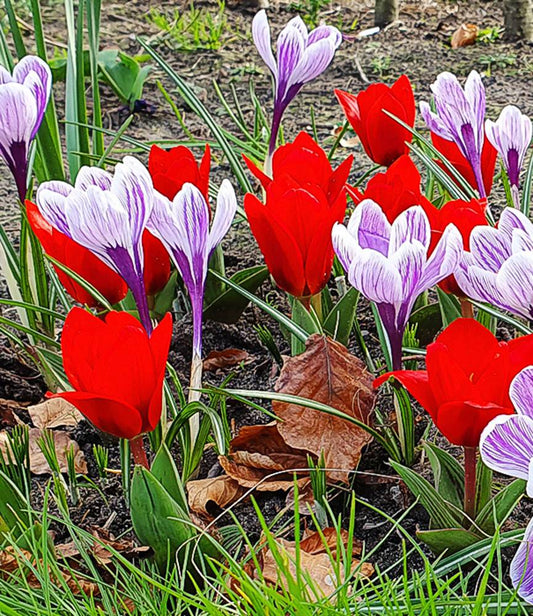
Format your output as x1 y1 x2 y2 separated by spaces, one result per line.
0 399 24 428
28 398 82 430
274 334 375 483
203 348 252 372
187 475 245 517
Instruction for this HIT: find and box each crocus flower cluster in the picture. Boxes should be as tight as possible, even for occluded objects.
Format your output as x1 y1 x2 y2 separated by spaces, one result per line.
252 10 341 162
0 56 51 201
244 132 352 301
335 75 416 167
480 367 533 603
332 200 462 369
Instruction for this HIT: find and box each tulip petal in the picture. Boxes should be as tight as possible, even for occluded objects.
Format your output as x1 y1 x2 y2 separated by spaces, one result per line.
374 370 438 419
436 400 513 448
55 392 143 440
480 414 533 490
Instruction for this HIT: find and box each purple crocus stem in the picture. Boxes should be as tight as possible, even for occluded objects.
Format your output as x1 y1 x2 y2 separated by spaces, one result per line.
266 105 284 174
377 303 403 371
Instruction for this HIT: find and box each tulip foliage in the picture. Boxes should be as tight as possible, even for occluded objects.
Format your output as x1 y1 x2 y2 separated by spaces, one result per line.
3 1 533 604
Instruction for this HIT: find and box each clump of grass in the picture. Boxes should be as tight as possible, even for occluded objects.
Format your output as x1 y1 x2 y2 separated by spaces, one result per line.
148 1 231 52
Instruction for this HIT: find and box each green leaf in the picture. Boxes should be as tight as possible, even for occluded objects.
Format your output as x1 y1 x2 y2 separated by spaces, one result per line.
323 288 359 346
130 466 196 571
152 270 178 318
0 471 30 541
150 444 188 513
475 479 525 534
423 442 464 509
417 527 482 555
98 50 151 108
390 460 464 529
437 288 461 328
290 297 321 356
409 302 442 346
203 265 269 324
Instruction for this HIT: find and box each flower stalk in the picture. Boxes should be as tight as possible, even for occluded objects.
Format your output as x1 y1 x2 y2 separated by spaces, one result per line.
463 446 477 521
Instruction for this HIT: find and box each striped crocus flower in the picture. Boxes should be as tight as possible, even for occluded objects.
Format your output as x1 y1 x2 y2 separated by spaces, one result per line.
252 10 341 165
36 157 155 334
0 56 51 201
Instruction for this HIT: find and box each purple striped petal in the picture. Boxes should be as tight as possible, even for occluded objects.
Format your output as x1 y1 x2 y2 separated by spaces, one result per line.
252 10 278 80
13 56 51 139
417 223 462 290
390 241 425 297
469 226 512 272
348 199 390 255
308 25 342 46
0 66 14 85
486 105 531 188
498 252 533 319
36 181 72 234
454 260 516 313
110 156 154 245
419 101 454 141
348 249 403 304
480 414 533 493
291 37 337 87
0 83 36 153
510 517 533 603
332 223 358 272
513 229 533 253
75 166 113 191
207 179 237 257
499 206 533 239
510 366 533 420
389 206 430 254
276 21 306 101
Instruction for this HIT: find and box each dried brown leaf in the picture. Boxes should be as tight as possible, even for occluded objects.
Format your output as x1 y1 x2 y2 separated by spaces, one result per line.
28 428 87 475
220 423 310 491
258 532 373 597
451 23 478 48
274 334 375 483
203 348 251 372
0 399 23 428
28 398 83 429
187 475 244 516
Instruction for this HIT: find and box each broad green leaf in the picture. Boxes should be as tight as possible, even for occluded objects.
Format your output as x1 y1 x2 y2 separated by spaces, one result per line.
417 527 482 555
390 460 464 529
323 288 359 346
409 302 442 346
203 265 269 324
423 442 464 509
437 288 461 328
0 472 30 541
290 297 321 356
475 478 525 534
151 444 188 512
476 458 493 514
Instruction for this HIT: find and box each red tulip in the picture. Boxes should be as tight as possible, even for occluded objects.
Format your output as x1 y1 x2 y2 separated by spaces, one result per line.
374 318 533 447
148 143 210 202
244 132 353 298
335 75 415 167
55 308 172 440
26 200 128 307
424 198 489 296
347 155 434 222
431 132 497 198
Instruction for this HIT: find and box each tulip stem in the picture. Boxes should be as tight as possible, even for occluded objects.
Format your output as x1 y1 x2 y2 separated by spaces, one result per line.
460 298 474 319
463 446 477 521
129 436 149 469
310 293 323 322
